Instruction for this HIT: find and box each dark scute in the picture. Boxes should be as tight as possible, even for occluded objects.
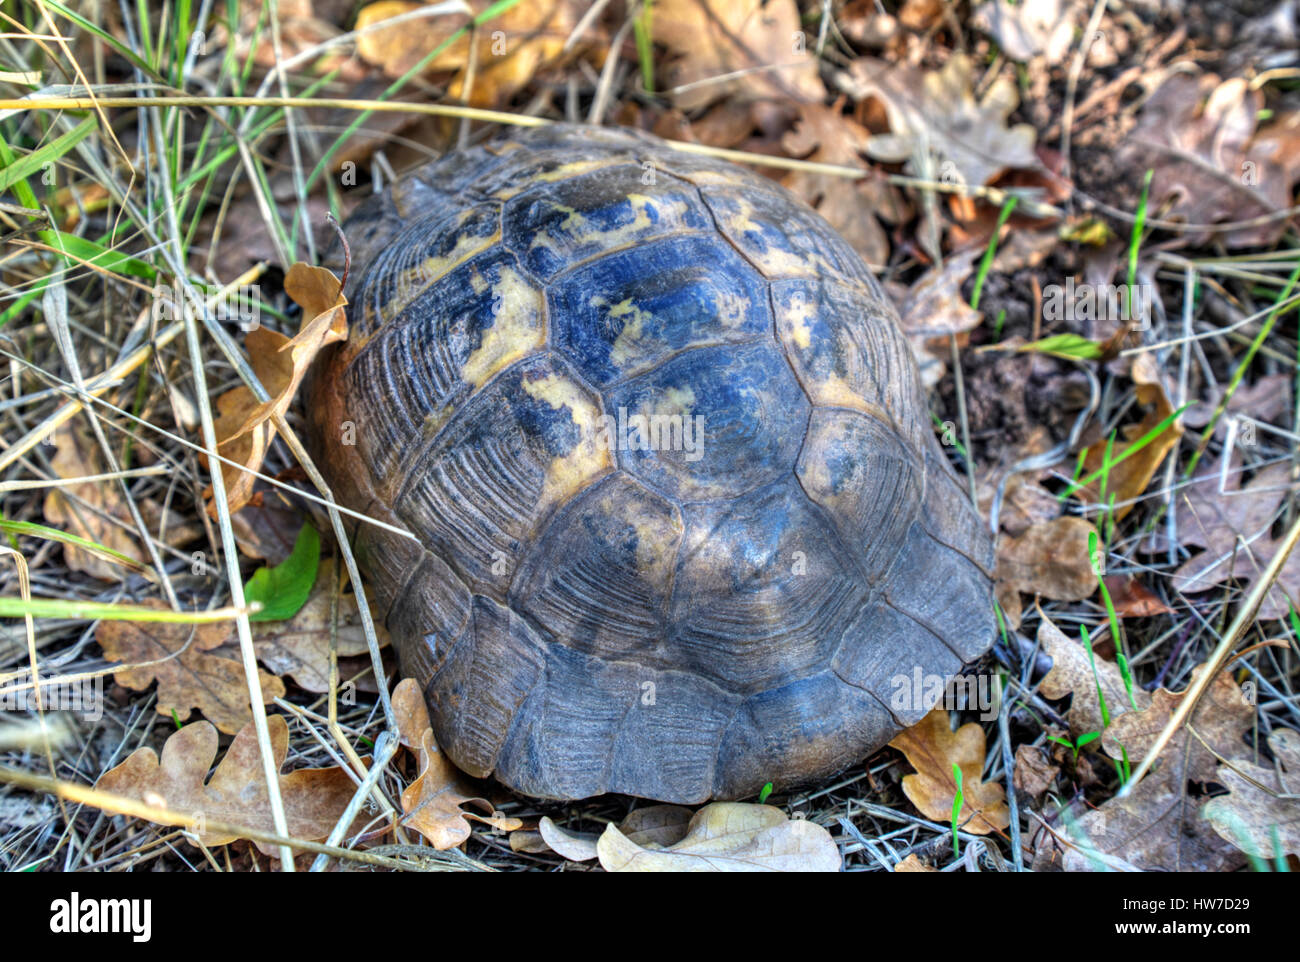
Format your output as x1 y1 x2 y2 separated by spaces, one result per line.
426 594 546 778
605 341 810 502
712 670 895 798
549 233 770 386
352 204 500 336
883 522 995 664
391 550 473 689
394 354 609 598
831 601 963 727
699 179 882 294
796 408 924 582
669 480 868 693
502 164 712 280
512 472 681 661
344 246 544 484
772 277 928 453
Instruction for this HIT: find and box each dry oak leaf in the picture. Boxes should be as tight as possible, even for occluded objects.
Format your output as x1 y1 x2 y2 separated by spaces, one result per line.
252 559 389 693
1204 728 1300 861
391 678 520 848
1118 74 1300 249
595 802 840 872
996 515 1100 608
1035 613 1148 737
1100 664 1254 785
893 853 938 872
205 263 346 517
889 707 1010 835
43 423 197 579
1172 457 1300 620
1032 765 1242 872
894 248 983 388
1078 352 1182 521
972 0 1078 65
538 805 694 862
652 0 826 112
97 602 284 735
1102 575 1173 618
848 52 1039 188
779 103 899 271
96 715 359 856
355 0 582 107
1013 743 1060 799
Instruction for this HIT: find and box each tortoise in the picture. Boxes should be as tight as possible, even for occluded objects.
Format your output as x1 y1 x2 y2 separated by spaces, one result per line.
306 123 995 804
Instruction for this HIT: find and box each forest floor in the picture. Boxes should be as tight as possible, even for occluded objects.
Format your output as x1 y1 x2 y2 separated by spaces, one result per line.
1 0 1298 872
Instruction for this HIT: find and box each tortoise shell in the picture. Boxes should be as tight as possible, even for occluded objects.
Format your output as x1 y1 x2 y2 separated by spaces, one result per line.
307 123 995 804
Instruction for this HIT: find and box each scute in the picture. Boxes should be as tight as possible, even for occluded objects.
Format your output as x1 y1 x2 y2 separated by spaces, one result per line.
668 480 868 693
796 408 923 581
549 233 770 386
605 341 810 502
773 277 928 452
503 164 712 279
393 354 612 597
344 246 545 484
511 471 682 661
353 204 500 336
312 123 997 804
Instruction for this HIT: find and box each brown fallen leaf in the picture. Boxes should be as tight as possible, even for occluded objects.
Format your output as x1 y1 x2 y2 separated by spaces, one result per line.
996 516 1100 611
508 829 552 854
1034 664 1253 872
894 248 984 388
595 802 840 872
848 52 1039 188
43 423 197 579
1204 728 1300 861
253 559 390 693
1013 743 1061 798
97 603 284 735
355 0 583 107
1036 613 1147 737
779 101 903 270
1172 456 1300 620
889 707 1010 835
1032 767 1242 872
235 0 369 83
391 678 520 848
652 0 826 112
1182 372 1291 435
972 0 1077 65
538 805 694 862
1101 665 1255 785
205 263 347 517
1079 353 1183 520
96 715 359 856
1102 576 1173 618
977 469 1061 538
1118 75 1300 249
894 853 938 872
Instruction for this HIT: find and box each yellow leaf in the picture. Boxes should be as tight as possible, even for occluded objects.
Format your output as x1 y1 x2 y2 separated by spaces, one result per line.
889 707 1010 834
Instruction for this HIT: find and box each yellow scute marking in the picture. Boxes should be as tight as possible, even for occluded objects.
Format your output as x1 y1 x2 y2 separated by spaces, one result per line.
596 296 655 368
601 494 681 583
779 292 816 350
461 267 544 388
398 216 498 299
521 374 612 514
